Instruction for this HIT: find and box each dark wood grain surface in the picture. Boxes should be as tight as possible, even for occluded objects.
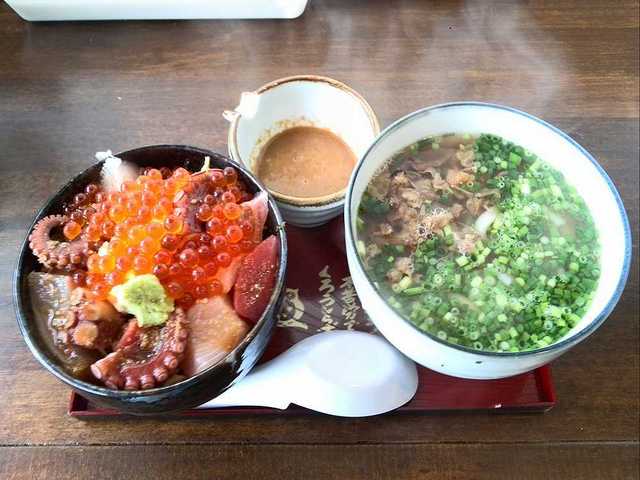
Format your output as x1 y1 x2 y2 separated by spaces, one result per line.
0 0 638 478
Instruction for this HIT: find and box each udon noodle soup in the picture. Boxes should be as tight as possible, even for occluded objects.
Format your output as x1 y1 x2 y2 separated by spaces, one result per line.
356 133 600 352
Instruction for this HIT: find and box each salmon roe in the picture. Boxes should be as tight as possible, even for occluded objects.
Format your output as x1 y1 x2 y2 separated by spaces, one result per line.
71 165 258 303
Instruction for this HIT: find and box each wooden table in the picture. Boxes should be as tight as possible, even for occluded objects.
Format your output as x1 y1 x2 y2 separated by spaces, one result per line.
0 1 638 478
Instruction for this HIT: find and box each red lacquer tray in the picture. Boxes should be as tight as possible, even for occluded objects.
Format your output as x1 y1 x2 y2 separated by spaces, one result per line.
69 219 556 417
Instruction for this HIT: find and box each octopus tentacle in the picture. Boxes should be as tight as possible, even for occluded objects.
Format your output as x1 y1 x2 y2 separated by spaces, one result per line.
28 272 101 379
65 288 125 352
90 308 189 390
28 215 94 271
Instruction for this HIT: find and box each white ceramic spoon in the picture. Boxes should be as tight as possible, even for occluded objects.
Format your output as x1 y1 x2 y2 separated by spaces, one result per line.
200 330 418 417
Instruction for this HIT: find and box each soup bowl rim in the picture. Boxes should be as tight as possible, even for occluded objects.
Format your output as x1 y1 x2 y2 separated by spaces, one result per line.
345 101 632 358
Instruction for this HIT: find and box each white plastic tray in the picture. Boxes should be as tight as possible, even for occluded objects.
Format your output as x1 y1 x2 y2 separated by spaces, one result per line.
6 0 309 21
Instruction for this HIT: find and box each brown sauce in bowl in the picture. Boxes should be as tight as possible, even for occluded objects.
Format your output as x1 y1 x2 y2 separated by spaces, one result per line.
256 126 356 198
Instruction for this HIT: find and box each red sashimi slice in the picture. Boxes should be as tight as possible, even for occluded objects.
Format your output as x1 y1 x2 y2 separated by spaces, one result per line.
182 295 249 377
213 191 269 293
233 235 279 323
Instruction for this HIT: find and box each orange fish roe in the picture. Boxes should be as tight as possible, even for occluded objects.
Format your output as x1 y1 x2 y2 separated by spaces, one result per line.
63 220 82 240
83 168 187 299
80 164 258 304
226 225 243 244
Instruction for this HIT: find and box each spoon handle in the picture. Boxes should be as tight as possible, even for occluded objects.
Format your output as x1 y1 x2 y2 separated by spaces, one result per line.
199 363 291 410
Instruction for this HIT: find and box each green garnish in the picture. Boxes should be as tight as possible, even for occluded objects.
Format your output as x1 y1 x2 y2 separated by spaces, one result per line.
111 274 174 327
359 192 390 216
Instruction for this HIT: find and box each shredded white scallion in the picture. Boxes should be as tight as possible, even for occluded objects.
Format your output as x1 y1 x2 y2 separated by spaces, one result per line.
474 208 498 236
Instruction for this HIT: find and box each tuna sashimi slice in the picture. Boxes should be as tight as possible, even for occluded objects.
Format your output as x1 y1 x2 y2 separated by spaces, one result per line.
182 295 249 377
213 191 269 293
233 235 279 323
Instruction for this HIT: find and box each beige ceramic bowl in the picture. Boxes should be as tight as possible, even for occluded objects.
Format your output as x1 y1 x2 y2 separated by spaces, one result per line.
226 75 380 228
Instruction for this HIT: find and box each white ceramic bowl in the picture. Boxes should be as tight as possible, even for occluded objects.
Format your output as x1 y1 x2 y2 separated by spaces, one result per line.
345 102 632 379
227 75 380 228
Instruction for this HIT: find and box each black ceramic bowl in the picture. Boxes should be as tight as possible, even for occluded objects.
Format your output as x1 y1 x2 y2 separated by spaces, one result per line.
13 145 287 415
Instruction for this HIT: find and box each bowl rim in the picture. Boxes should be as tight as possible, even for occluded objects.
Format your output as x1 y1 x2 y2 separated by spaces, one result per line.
12 144 288 400
345 101 632 358
227 74 381 208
